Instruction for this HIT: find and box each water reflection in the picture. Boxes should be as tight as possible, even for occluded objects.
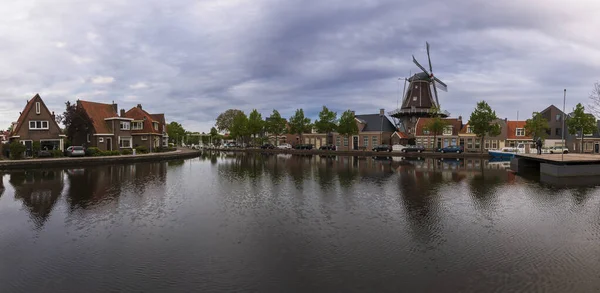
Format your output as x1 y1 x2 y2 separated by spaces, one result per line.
9 169 64 229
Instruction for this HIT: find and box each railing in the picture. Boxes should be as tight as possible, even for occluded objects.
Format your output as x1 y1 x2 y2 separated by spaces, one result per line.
388 108 450 117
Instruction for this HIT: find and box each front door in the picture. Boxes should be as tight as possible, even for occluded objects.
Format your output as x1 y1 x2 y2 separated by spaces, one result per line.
23 141 33 157
595 143 599 154
106 138 112 151
353 136 359 150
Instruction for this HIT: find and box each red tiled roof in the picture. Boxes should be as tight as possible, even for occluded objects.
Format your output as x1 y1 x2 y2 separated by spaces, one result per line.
78 100 119 134
124 106 160 134
150 113 166 133
506 121 531 140
392 131 409 139
415 117 462 136
11 94 61 136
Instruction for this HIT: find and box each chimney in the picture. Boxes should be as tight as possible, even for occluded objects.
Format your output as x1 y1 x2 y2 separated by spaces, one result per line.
120 109 125 117
137 104 142 110
351 111 355 117
380 108 385 116
51 111 55 120
458 115 462 121
112 101 118 115
505 118 507 122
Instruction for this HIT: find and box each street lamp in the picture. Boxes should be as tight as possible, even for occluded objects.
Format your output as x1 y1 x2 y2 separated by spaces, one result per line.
562 89 566 161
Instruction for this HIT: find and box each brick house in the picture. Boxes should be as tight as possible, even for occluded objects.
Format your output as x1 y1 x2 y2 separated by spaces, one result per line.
569 118 600 153
538 105 574 147
459 119 507 152
8 94 66 157
505 120 533 149
123 104 168 151
390 131 410 146
333 109 396 151
73 100 134 151
414 117 463 150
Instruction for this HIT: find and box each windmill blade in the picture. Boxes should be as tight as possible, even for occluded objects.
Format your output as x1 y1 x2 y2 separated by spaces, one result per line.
426 42 433 73
412 55 430 75
432 81 440 109
434 77 448 92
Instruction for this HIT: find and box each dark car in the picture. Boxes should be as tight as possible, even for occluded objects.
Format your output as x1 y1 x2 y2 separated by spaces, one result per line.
65 146 86 157
401 145 425 153
295 144 313 150
372 144 392 152
437 145 463 153
319 144 336 150
260 144 275 149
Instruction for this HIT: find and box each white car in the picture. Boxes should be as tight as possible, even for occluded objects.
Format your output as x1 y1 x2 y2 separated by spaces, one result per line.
392 144 407 152
548 146 569 154
277 143 292 149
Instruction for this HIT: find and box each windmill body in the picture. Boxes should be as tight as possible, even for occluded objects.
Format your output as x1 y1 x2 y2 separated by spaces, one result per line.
389 42 449 138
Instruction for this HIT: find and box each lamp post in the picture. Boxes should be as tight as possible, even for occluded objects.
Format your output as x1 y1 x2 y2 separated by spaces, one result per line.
562 89 566 161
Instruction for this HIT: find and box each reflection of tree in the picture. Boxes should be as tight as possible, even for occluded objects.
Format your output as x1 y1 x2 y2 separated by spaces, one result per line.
337 156 359 190
316 156 336 191
9 169 64 229
0 173 4 199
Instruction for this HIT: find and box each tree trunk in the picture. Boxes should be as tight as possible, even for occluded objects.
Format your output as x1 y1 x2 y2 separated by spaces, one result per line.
480 136 485 153
581 128 584 153
433 134 437 151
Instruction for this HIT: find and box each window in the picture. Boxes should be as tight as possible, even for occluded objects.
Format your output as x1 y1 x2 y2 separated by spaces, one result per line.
131 121 143 130
336 136 340 146
459 138 465 147
119 137 132 148
343 136 348 146
120 121 130 130
467 139 473 149
363 136 368 147
516 128 525 136
372 136 378 146
467 126 473 134
35 102 40 114
556 114 561 121
141 136 148 141
423 129 430 135
492 140 498 149
99 137 104 143
87 134 90 143
555 128 561 136
485 141 490 149
153 122 159 131
443 126 453 135
475 139 480 149
412 96 417 101
28 120 49 130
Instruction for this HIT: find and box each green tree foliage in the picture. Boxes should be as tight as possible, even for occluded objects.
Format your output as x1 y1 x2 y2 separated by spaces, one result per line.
567 103 597 153
209 127 221 146
524 112 550 140
62 101 93 142
32 141 41 157
469 101 501 152
215 109 244 132
167 121 186 145
266 110 287 146
288 109 311 143
247 109 264 141
314 106 337 145
230 111 249 144
9 141 26 160
337 110 359 150
424 106 448 149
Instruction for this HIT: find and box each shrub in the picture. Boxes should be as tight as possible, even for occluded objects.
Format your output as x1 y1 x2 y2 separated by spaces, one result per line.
98 150 121 156
155 146 177 153
121 149 133 155
135 146 148 154
9 141 26 160
86 147 101 156
51 149 64 158
32 141 41 157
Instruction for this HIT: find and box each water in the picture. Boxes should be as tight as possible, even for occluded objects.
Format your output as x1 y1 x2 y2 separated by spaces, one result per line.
1 153 600 293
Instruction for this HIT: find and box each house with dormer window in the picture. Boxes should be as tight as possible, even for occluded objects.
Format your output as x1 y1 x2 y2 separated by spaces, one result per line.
459 119 507 152
70 100 134 151
506 120 532 148
8 94 65 157
414 116 463 149
123 104 169 151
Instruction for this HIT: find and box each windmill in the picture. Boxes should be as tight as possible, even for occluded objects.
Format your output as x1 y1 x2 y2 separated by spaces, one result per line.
389 42 449 136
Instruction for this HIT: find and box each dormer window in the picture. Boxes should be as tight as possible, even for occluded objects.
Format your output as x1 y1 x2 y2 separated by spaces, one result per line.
467 126 473 134
443 126 453 135
423 128 430 135
120 121 130 130
35 102 41 114
153 122 159 131
131 121 143 130
516 128 525 136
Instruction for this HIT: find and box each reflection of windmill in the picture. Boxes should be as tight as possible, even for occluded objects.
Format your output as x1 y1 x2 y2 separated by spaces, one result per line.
389 42 449 137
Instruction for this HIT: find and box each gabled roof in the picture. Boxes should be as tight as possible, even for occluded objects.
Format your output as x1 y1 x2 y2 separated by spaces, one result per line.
506 121 530 140
415 117 462 136
354 114 396 132
124 106 161 134
11 94 61 136
150 113 166 133
392 131 409 139
78 100 119 134
539 104 564 115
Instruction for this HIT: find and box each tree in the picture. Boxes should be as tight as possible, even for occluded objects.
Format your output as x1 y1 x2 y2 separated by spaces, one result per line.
587 82 600 117
424 106 447 150
247 109 264 143
230 111 249 145
209 127 221 146
215 109 244 133
567 103 597 153
266 110 287 146
314 106 337 144
468 101 501 153
62 101 93 143
167 121 186 145
524 112 550 140
288 109 311 145
337 110 359 150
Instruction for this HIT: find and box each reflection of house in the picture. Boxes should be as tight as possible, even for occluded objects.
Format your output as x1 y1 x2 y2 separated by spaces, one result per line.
73 100 134 151
333 109 397 150
9 170 64 228
8 94 66 156
124 104 169 151
414 117 463 149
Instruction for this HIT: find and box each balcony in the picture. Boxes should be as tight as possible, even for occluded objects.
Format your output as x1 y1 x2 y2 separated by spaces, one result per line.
388 108 450 117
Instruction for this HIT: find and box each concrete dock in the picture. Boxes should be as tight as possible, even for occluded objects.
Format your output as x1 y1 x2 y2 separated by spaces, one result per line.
511 153 600 178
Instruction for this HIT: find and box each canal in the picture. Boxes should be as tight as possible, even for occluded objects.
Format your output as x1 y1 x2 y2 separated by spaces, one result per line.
1 153 599 292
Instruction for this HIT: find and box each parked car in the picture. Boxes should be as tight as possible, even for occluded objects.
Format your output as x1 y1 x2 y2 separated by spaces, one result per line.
65 146 86 157
437 145 464 153
392 144 407 152
320 144 336 150
277 143 292 149
548 146 569 154
260 144 275 149
401 145 425 153
295 144 313 150
372 144 392 152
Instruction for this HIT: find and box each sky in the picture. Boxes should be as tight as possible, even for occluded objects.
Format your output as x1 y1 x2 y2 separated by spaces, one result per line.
1 0 599 133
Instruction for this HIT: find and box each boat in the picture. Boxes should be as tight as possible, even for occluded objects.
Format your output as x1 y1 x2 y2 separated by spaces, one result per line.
488 143 527 159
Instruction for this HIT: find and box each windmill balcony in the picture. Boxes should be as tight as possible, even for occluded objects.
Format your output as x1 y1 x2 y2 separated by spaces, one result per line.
388 108 450 117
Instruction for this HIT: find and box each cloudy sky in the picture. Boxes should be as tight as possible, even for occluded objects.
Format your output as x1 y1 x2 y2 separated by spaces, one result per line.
1 0 599 132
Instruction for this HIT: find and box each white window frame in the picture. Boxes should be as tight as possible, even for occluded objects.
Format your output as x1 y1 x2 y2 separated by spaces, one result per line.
363 136 368 147
141 136 148 141
443 126 453 135
35 102 41 114
153 122 159 131
516 128 525 136
99 137 104 143
87 133 90 143
120 121 130 130
119 136 132 148
29 120 49 130
371 136 378 146
467 126 473 134
131 121 143 130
